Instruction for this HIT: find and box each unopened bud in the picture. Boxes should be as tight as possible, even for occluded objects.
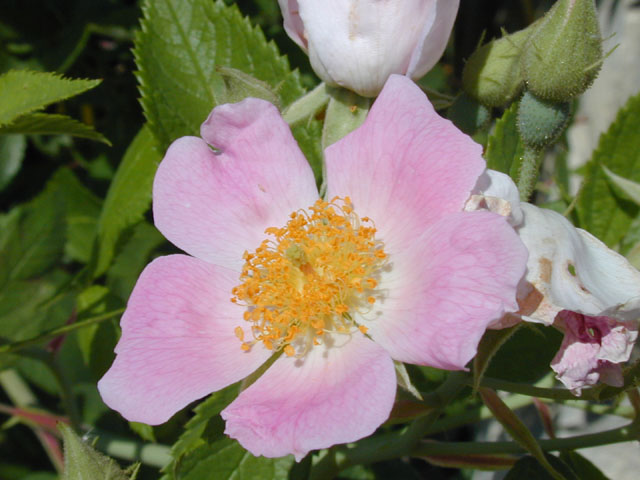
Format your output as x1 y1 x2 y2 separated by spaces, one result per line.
462 26 535 107
517 90 571 150
522 0 603 102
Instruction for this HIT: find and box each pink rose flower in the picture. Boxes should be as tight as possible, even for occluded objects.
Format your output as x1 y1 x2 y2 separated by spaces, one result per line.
98 75 527 460
278 0 459 97
551 311 638 395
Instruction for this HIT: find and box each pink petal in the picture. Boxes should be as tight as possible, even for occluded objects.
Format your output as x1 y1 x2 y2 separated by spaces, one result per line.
364 211 528 370
153 98 318 270
221 333 396 460
98 255 271 425
325 75 486 256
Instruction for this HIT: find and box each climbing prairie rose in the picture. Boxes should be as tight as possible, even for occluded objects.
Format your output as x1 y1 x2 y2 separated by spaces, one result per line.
469 171 640 394
278 0 459 96
98 75 527 460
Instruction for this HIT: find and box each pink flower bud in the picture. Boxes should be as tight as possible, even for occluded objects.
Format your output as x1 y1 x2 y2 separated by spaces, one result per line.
279 0 459 97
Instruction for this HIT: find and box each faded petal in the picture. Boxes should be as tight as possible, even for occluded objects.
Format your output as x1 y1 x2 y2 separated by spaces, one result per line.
517 203 640 325
153 98 318 270
466 169 524 226
326 75 486 257
363 210 527 370
221 332 396 461
551 311 638 394
98 255 271 425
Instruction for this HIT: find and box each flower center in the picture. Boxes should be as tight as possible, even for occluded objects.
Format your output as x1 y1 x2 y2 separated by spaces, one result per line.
231 197 387 357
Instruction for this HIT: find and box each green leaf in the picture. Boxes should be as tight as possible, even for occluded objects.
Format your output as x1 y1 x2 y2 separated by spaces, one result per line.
106 221 165 301
504 455 578 480
484 324 562 383
0 70 100 127
473 324 522 391
59 423 131 480
577 91 640 247
48 169 103 264
135 0 307 150
602 165 640 205
0 133 26 191
74 285 122 378
162 383 294 480
558 451 609 480
175 438 293 480
169 384 240 464
93 126 161 277
485 102 525 180
0 179 66 286
0 113 110 145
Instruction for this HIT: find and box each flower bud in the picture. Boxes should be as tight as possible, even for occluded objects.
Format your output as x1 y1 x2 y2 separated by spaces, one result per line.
517 90 571 150
462 26 534 107
278 0 459 97
522 0 603 102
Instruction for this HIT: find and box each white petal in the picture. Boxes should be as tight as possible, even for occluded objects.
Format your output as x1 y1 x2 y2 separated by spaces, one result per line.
518 203 640 324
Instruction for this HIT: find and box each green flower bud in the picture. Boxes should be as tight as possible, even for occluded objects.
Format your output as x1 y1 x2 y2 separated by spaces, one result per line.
522 0 603 102
517 90 571 150
462 26 535 108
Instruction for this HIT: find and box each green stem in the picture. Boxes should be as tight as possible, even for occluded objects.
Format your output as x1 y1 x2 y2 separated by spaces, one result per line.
411 422 640 456
46 354 82 431
0 308 124 354
470 376 581 401
517 147 544 201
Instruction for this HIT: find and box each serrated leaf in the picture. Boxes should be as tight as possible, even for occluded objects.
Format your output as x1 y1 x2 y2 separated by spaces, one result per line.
0 133 26 191
0 113 110 145
176 438 294 480
135 0 307 150
0 70 100 127
485 102 525 180
93 126 161 277
577 91 640 247
59 423 130 480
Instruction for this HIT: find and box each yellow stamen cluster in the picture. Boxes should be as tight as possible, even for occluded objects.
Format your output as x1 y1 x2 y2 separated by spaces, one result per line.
231 197 386 357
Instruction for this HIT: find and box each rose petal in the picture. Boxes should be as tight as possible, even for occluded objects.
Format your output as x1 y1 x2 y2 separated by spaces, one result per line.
153 98 318 270
326 75 486 256
98 255 271 425
278 0 307 50
467 169 524 226
221 332 396 461
297 1 443 96
517 203 640 324
363 210 527 370
406 0 460 79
